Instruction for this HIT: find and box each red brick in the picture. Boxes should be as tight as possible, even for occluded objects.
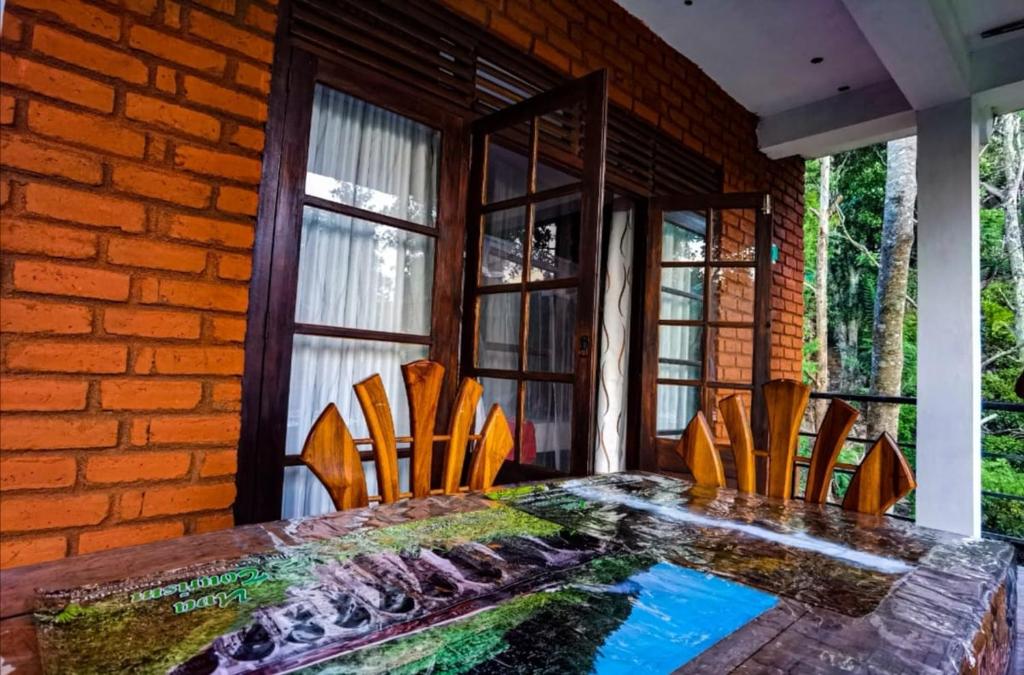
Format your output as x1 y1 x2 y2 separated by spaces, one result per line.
188 11 273 63
1 94 14 124
0 299 93 336
124 93 221 141
211 381 241 409
215 186 259 216
217 253 252 280
155 66 177 94
100 379 202 410
1 456 77 490
112 163 212 208
228 125 264 151
12 260 130 301
32 25 148 84
163 0 181 28
78 520 184 554
0 53 114 112
244 4 277 33
107 237 208 273
209 316 247 342
139 277 248 312
24 183 147 232
182 75 268 122
28 102 147 158
162 211 254 249
0 378 89 411
122 0 158 16
174 144 262 184
0 416 118 450
103 307 201 339
9 0 120 40
0 535 67 569
5 342 127 374
122 481 235 518
135 346 244 375
194 512 232 533
199 449 236 477
1 219 99 260
127 25 227 74
234 61 270 94
1 13 24 43
0 133 103 185
489 14 531 50
194 0 235 14
85 451 192 483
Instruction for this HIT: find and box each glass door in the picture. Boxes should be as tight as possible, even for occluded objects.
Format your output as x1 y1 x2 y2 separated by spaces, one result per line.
462 71 608 478
639 193 772 473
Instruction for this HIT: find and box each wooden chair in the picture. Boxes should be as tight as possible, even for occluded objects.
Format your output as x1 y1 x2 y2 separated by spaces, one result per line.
763 379 811 500
300 360 514 511
718 394 756 493
841 432 917 516
674 411 725 488
803 398 859 504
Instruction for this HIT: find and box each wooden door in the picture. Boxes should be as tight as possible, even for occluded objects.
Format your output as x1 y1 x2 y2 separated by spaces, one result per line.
462 71 608 479
639 192 773 476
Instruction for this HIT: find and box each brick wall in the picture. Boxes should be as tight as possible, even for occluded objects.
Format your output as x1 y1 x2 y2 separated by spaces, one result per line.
0 0 804 569
0 0 277 568
440 0 806 384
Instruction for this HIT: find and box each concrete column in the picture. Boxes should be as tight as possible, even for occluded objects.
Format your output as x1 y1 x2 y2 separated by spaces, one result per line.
914 98 982 537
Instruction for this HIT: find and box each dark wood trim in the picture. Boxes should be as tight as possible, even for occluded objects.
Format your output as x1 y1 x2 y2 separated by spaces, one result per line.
301 195 441 238
475 277 580 294
624 195 648 471
752 203 775 448
293 323 433 345
469 368 575 383
481 182 582 212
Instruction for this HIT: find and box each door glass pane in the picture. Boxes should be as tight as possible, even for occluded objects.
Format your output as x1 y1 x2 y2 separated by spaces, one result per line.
536 160 577 192
658 326 701 380
485 141 528 203
305 85 439 227
524 381 572 471
710 327 753 384
662 210 706 262
530 194 580 281
527 288 577 373
481 206 526 285
285 334 428 455
477 293 521 370
713 209 756 261
476 377 519 462
660 267 704 320
295 206 434 334
709 267 756 322
657 384 700 438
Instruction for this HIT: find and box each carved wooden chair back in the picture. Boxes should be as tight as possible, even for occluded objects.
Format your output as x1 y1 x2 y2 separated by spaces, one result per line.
763 379 811 500
803 398 859 504
841 432 917 516
674 411 726 488
300 360 514 511
718 394 756 493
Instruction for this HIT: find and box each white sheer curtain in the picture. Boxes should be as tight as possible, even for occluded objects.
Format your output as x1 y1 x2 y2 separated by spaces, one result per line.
282 86 438 519
595 198 634 473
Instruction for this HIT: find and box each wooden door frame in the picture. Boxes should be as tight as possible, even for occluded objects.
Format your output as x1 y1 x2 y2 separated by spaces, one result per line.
638 192 773 472
236 38 470 524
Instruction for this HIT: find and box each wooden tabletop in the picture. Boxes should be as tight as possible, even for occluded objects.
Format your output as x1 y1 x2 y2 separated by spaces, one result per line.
0 473 1017 674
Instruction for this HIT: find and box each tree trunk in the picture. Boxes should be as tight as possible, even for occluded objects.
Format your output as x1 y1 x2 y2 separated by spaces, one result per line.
839 268 861 391
815 157 831 421
998 114 1024 361
867 137 917 440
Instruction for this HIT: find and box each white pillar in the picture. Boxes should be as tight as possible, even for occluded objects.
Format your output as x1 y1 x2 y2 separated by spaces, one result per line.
914 99 982 537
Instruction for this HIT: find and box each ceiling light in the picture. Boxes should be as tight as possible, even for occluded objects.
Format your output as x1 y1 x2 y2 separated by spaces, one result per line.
810 57 824 64
837 85 850 92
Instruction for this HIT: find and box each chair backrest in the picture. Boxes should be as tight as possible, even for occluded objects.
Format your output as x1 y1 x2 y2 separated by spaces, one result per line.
841 432 917 516
804 398 859 504
674 411 725 488
763 379 811 500
301 360 513 511
718 394 756 493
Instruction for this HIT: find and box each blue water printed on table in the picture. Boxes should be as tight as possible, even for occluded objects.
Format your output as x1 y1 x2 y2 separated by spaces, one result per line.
591 562 777 673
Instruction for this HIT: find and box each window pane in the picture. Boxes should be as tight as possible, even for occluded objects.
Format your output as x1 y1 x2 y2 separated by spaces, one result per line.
476 377 519 462
710 327 753 384
709 267 756 322
713 209 756 261
485 141 528 203
477 293 521 370
657 384 700 438
663 210 706 262
660 267 704 320
285 335 428 455
536 160 577 192
527 288 577 373
481 206 526 285
530 194 580 281
295 206 434 334
305 85 438 227
524 380 572 471
659 325 701 380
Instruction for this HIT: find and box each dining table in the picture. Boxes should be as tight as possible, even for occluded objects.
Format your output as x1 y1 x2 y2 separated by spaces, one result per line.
0 472 1016 674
